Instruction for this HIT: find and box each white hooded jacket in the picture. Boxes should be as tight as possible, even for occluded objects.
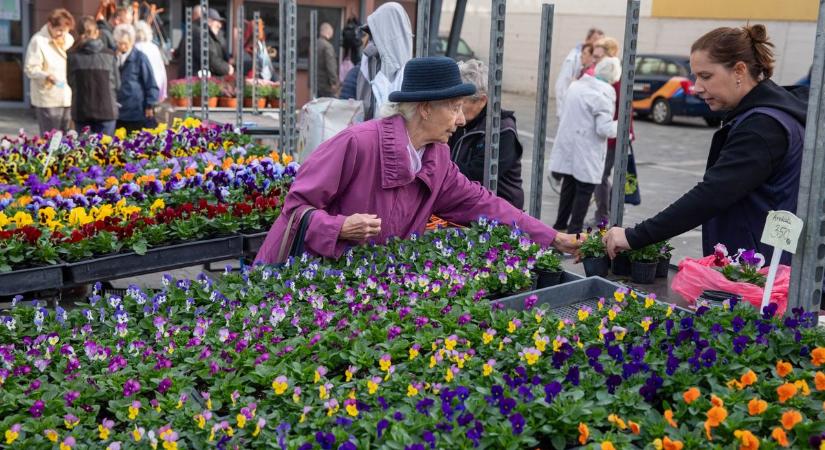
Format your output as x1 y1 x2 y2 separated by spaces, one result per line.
24 25 74 108
361 2 413 111
548 75 618 184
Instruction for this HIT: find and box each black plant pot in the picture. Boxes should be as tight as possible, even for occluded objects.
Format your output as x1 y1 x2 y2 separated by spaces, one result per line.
611 253 631 276
697 289 742 308
582 256 609 278
631 261 658 284
656 256 671 278
535 269 564 289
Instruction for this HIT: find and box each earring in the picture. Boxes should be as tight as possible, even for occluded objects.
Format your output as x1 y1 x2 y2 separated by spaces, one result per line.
736 79 741 88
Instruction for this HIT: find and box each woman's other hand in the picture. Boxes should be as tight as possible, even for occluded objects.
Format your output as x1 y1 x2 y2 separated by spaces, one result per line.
340 213 382 241
603 226 631 259
552 232 581 256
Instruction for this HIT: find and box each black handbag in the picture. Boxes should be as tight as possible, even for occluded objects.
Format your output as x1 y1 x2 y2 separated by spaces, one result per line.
624 144 641 205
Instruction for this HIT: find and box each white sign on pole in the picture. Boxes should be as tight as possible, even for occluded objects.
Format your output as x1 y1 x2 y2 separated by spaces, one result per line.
42 131 63 177
759 210 804 312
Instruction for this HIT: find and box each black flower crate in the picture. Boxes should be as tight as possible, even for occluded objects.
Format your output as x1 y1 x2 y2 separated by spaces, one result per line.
242 231 268 256
494 276 618 318
0 265 64 296
65 236 244 284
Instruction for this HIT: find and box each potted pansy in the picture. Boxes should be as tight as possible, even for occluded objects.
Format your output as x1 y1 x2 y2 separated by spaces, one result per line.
193 78 220 107
656 240 674 278
628 243 660 284
580 229 609 277
268 81 281 108
533 248 563 288
168 78 192 107
244 79 270 108
218 77 238 108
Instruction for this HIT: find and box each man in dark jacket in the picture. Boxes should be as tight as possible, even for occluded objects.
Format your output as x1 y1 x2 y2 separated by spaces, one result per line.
448 59 525 209
175 8 233 78
607 79 807 265
316 22 339 97
114 24 159 132
68 16 120 136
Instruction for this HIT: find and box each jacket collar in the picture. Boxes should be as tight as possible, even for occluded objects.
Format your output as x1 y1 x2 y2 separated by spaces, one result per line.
378 115 436 192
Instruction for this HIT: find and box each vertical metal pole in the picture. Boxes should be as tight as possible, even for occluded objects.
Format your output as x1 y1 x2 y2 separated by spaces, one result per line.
279 0 287 153
235 5 244 127
185 7 193 117
483 0 506 192
429 0 443 55
788 0 825 312
446 0 467 58
528 4 554 219
609 0 640 226
285 0 298 154
199 0 210 122
415 0 431 57
253 11 261 114
310 10 318 99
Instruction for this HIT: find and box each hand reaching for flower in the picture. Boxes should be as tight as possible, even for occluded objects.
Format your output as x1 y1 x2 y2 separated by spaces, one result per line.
340 213 382 241
603 227 631 259
552 232 581 256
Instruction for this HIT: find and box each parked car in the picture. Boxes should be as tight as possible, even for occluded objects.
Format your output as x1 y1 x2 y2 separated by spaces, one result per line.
432 36 476 62
632 54 723 127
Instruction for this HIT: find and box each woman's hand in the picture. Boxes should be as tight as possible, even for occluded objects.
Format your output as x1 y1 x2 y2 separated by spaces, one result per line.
603 227 631 259
552 232 581 256
340 213 382 241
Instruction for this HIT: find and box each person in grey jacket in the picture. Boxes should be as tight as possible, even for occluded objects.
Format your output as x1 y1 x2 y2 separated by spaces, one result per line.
316 22 339 97
68 16 120 136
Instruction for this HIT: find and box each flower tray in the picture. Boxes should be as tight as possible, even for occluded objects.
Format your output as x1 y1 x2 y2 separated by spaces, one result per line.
65 236 244 284
0 264 64 296
242 231 268 256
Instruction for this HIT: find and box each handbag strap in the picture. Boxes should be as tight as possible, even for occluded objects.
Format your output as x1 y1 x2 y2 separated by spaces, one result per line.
276 206 316 262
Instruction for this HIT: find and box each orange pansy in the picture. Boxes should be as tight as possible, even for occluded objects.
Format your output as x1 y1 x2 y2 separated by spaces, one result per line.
578 423 589 445
628 420 640 435
776 360 793 378
711 394 725 407
662 436 684 450
706 406 728 427
812 347 825 367
781 410 802 430
601 442 616 450
748 398 768 416
683 387 700 404
815 372 825 391
734 429 760 450
772 427 790 447
740 370 757 387
777 383 797 403
664 409 678 428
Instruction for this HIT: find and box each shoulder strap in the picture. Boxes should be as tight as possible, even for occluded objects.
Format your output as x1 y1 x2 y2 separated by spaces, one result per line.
276 206 316 262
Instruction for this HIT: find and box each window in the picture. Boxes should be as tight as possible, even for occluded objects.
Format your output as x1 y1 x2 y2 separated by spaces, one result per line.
665 62 687 76
636 58 665 76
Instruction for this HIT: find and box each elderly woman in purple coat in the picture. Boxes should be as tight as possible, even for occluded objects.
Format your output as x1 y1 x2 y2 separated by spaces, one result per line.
256 57 579 264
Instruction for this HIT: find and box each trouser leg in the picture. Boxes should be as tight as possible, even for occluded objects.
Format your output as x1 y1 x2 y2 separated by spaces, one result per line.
568 178 598 234
553 174 576 230
593 145 616 223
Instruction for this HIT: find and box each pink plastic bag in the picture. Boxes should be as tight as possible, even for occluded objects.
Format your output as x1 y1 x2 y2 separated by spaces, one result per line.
671 255 790 315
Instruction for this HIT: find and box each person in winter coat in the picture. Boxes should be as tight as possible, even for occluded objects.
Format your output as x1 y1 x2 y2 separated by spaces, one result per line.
316 22 339 97
548 57 621 234
356 2 413 120
67 16 119 136
255 57 580 264
448 59 525 209
114 24 159 133
555 27 604 118
605 25 807 266
590 37 634 226
24 8 75 135
134 20 167 103
175 8 233 78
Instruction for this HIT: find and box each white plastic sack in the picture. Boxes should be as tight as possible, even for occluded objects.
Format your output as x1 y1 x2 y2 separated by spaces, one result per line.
297 98 364 162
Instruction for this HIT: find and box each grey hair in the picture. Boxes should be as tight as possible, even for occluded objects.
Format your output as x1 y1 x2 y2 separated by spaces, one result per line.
113 23 135 43
378 102 420 121
134 20 153 43
457 59 488 99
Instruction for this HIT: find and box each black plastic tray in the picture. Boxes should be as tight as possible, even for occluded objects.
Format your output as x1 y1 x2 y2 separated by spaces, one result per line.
497 276 621 318
65 236 244 284
242 231 268 256
0 265 64 296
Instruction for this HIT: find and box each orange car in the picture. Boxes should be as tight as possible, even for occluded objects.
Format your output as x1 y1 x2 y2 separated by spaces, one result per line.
632 54 724 127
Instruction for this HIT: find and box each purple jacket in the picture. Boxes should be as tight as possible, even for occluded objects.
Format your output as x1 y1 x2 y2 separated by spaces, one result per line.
255 115 558 263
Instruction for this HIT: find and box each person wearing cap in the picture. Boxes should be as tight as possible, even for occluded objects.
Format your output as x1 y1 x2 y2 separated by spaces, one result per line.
255 56 580 264
548 57 622 234
176 7 233 78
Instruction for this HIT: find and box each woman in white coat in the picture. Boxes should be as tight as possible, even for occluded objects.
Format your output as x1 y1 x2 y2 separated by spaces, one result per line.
548 57 621 233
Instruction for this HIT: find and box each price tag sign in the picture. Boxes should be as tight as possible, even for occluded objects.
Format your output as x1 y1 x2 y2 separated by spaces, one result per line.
42 131 63 176
760 210 803 254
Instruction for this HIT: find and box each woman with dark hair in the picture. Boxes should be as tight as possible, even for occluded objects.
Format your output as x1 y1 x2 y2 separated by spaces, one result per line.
23 8 75 134
67 16 119 136
605 25 808 265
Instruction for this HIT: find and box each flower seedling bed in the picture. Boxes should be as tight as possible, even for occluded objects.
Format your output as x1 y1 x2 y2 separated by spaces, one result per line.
0 264 64 296
64 235 243 284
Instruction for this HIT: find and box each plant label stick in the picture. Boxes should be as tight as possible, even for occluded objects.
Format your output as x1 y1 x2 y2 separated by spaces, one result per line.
42 131 63 176
759 210 803 312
